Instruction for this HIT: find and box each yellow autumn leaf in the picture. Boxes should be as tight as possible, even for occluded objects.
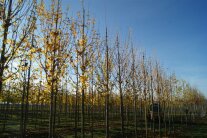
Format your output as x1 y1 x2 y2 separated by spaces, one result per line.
71 22 77 37
78 38 87 46
80 75 87 84
30 48 36 53
29 54 34 60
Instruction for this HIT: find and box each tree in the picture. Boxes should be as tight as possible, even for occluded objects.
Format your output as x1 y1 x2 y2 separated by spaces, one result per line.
131 47 138 137
0 0 35 96
36 0 70 137
114 35 130 138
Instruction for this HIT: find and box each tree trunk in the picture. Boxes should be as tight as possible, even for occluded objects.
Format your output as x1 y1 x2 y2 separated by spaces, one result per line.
21 67 27 137
117 36 124 138
105 28 109 138
24 59 32 135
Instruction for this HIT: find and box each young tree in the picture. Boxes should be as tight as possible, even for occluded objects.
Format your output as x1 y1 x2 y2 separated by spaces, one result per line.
114 35 130 137
36 0 70 137
131 47 138 137
0 0 35 96
105 28 110 138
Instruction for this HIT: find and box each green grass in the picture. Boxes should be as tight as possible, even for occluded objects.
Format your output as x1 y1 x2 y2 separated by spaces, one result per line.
0 112 207 137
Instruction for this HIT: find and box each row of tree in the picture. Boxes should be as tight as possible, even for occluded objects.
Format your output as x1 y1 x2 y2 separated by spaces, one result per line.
0 0 206 138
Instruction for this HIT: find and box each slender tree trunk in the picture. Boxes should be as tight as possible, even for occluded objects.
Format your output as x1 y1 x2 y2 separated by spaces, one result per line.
81 87 85 138
117 36 124 138
81 7 86 138
49 82 54 138
3 93 10 132
21 65 27 137
151 75 155 138
91 71 94 138
35 79 41 129
75 53 79 138
24 59 32 135
132 48 137 138
53 84 58 135
142 55 148 138
105 28 109 138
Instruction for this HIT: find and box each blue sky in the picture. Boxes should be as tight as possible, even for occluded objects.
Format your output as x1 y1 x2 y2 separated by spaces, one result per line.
62 0 207 96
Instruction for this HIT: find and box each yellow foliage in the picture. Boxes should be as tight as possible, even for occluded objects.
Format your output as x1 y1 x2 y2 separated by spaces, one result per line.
46 43 53 51
29 54 34 60
78 38 87 46
71 22 77 37
6 39 14 45
30 48 36 53
36 48 42 53
50 31 59 37
80 75 87 84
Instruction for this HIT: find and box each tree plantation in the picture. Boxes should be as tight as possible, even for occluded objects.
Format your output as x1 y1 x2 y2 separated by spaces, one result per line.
0 0 206 138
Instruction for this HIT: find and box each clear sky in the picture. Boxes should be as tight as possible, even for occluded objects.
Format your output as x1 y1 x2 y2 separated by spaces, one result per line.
62 0 207 96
